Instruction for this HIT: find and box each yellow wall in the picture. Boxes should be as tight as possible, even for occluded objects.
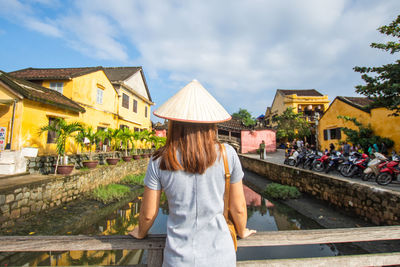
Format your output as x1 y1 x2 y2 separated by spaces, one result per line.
117 87 152 130
118 88 148 130
318 99 400 152
370 108 400 152
21 99 80 155
41 79 74 99
266 92 330 127
0 86 18 149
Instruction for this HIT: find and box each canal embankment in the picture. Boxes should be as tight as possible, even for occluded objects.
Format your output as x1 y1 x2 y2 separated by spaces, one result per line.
0 158 149 228
240 154 400 226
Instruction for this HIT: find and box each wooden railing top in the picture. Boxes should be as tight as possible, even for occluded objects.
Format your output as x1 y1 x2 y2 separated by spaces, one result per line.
1 226 400 266
1 226 400 252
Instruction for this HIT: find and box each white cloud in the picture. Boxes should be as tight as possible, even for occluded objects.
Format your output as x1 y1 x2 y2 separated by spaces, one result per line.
0 0 62 37
0 0 399 117
25 17 62 37
57 13 128 61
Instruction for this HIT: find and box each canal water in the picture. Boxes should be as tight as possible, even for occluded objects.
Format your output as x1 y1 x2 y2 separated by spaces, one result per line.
0 177 344 266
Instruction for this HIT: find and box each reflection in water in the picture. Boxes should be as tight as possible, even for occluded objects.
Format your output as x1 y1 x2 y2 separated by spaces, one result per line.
239 185 339 260
1 186 339 265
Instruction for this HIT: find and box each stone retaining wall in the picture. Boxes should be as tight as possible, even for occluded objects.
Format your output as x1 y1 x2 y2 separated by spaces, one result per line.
0 158 149 228
240 155 400 225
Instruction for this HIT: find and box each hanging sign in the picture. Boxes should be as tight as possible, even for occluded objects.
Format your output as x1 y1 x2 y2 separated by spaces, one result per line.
0 127 6 151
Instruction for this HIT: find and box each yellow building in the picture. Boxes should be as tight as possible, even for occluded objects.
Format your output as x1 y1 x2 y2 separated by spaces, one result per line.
265 89 330 143
266 89 330 125
103 67 154 130
318 96 400 152
3 66 153 156
0 70 85 173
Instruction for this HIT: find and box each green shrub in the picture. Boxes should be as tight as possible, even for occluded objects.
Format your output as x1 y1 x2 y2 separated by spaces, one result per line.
264 183 301 200
121 173 145 186
91 184 131 204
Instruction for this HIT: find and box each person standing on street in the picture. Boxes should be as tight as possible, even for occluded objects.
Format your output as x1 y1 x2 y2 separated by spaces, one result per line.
259 140 266 159
343 141 350 157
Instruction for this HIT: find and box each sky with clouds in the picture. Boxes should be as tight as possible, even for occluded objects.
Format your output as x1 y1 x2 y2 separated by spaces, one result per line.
0 0 399 122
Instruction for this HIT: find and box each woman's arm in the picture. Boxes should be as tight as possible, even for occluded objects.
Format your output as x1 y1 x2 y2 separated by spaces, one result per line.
229 180 256 238
129 186 161 239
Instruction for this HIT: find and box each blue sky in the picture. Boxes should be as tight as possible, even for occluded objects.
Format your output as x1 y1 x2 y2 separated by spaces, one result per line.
0 0 399 123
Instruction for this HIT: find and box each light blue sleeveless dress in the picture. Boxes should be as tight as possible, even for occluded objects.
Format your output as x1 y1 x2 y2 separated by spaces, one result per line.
144 144 244 267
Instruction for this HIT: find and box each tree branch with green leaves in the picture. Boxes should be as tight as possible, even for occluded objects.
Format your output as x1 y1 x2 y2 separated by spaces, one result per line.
354 14 400 116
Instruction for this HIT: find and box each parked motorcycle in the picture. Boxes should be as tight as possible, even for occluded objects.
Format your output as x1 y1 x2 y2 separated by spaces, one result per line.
362 152 387 181
339 152 362 177
376 155 400 186
283 148 293 165
325 151 344 174
288 150 299 166
303 151 319 170
295 149 307 167
312 152 330 172
349 154 369 178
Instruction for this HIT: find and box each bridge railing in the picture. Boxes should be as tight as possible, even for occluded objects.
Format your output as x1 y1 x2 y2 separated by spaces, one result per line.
1 226 400 266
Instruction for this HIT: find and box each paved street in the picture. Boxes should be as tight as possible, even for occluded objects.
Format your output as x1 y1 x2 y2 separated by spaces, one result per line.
243 149 400 193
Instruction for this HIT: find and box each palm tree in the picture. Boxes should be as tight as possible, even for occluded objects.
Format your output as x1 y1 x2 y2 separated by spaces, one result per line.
82 126 99 160
131 130 143 155
105 128 120 158
150 135 166 149
96 129 108 152
139 129 152 148
117 128 133 156
39 118 83 173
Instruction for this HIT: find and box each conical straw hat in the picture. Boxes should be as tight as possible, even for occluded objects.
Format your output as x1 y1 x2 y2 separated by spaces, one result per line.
153 80 231 123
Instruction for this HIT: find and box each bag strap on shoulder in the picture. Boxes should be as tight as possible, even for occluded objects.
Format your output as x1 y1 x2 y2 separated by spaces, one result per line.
219 143 230 220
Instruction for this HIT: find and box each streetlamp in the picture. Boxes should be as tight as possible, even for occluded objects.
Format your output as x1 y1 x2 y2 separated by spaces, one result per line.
314 113 320 151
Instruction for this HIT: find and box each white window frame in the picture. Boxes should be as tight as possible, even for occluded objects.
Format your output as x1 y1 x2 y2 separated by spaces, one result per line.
96 87 104 104
50 82 63 94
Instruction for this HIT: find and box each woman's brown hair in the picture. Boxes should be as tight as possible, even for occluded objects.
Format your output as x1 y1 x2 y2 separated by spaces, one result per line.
153 120 220 174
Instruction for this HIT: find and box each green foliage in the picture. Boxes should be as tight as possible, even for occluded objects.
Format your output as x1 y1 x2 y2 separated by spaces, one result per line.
337 115 394 152
264 183 301 200
75 126 99 160
38 118 83 163
91 184 131 204
150 135 167 149
117 127 134 156
232 108 256 127
354 15 400 116
121 173 145 186
273 107 311 141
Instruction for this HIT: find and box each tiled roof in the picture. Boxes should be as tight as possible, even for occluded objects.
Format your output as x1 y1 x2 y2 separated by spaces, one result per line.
103 66 153 103
10 66 153 103
9 67 102 80
0 71 85 113
337 96 374 110
153 121 168 130
218 118 251 131
277 89 324 97
103 67 141 82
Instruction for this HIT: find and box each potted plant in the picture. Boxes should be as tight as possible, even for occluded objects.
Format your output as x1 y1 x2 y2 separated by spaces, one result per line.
39 118 83 175
131 131 141 160
78 126 99 169
96 128 108 152
117 127 133 162
105 128 120 165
